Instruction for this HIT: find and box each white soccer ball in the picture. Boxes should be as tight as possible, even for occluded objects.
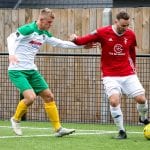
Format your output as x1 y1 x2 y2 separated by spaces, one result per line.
143 123 150 140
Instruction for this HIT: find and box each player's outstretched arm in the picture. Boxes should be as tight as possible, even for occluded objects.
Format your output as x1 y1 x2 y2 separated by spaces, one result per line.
46 36 84 49
70 31 98 45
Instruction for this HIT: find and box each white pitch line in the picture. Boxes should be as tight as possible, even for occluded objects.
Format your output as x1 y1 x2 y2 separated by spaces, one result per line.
0 126 117 132
0 126 51 130
0 126 143 139
0 126 116 131
0 134 53 139
0 125 143 133
0 132 116 139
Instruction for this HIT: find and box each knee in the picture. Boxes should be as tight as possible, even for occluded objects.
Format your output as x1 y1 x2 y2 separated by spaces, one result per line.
43 92 54 102
24 93 36 105
135 94 146 104
28 94 36 101
109 94 120 107
110 101 119 107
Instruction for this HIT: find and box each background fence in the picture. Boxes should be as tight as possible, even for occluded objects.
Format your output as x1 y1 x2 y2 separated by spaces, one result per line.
0 53 150 125
0 7 150 54
0 5 150 126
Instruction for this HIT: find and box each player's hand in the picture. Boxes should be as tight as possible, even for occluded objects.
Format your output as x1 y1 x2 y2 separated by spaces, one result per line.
9 55 19 65
69 34 78 42
84 42 97 49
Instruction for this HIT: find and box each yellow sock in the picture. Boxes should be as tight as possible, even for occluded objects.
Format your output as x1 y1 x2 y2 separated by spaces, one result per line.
13 100 27 122
44 101 61 131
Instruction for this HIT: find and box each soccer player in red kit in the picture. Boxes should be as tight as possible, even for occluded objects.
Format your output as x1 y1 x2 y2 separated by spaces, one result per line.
70 11 149 139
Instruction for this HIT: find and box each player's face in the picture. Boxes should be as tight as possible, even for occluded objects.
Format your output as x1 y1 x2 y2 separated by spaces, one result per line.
39 17 54 30
115 19 129 34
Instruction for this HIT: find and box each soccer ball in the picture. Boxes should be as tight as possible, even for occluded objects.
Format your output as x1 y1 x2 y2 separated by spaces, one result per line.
143 124 150 140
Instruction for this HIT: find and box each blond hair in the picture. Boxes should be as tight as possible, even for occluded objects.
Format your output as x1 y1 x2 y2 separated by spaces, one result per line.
39 8 55 19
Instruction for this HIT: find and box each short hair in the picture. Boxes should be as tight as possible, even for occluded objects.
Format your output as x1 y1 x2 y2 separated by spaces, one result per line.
39 8 55 19
116 11 130 20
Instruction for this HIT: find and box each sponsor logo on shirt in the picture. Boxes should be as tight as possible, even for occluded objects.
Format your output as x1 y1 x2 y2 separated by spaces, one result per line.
109 44 125 56
114 44 123 53
29 40 42 49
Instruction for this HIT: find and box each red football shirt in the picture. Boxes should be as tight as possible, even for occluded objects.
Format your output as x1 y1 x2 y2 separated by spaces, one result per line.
74 25 137 77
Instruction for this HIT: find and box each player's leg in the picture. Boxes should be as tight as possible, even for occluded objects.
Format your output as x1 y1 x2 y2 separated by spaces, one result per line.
122 74 149 125
135 94 149 125
20 94 27 121
39 89 61 130
13 89 36 120
103 77 127 139
31 70 75 137
8 70 36 135
39 89 75 137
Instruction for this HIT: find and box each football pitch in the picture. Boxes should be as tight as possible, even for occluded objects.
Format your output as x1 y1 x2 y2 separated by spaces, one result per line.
0 121 150 150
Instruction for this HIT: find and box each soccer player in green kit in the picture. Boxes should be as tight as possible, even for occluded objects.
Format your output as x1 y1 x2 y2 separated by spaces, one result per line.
7 8 85 137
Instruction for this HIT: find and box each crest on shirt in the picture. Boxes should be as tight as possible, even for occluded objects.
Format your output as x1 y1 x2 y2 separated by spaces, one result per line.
124 38 128 44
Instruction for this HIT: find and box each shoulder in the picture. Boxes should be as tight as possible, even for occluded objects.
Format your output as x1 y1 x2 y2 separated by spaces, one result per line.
17 22 53 37
97 25 111 32
126 28 136 39
97 25 112 35
126 28 135 35
17 22 35 35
